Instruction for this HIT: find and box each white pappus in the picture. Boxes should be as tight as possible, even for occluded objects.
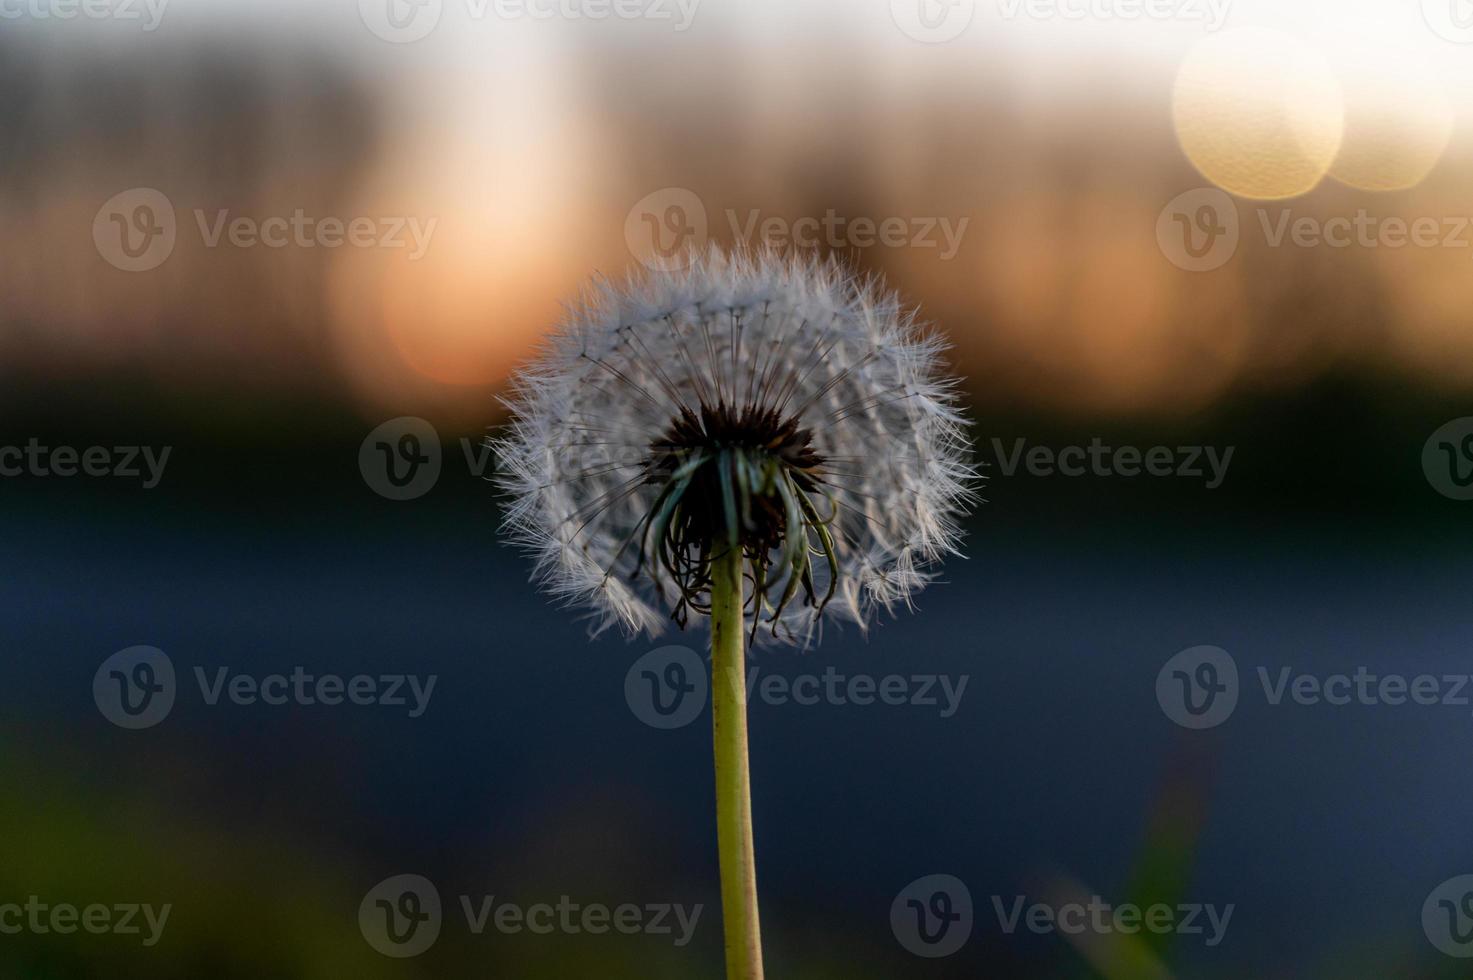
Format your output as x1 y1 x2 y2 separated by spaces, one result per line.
493 247 976 644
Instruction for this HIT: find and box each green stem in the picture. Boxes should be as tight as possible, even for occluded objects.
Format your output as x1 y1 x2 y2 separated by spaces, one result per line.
710 545 764 980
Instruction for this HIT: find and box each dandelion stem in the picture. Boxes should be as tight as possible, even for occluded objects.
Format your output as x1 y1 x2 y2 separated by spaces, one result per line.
710 545 764 980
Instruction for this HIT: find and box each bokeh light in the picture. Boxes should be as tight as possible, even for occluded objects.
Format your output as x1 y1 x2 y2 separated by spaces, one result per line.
1173 28 1344 200
1325 40 1455 192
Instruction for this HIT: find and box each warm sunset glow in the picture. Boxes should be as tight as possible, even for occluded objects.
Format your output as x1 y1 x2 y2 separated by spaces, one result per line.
379 237 563 388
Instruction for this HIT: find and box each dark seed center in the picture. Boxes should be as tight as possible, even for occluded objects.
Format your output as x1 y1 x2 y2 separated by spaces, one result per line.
636 400 835 637
652 400 821 469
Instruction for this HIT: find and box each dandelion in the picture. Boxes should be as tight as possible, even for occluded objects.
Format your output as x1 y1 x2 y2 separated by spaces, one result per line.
494 247 975 979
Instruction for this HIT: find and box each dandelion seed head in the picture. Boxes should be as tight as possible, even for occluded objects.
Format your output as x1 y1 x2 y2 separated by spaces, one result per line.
493 247 977 644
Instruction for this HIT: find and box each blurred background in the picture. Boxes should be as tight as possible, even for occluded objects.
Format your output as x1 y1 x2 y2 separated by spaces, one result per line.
2 0 1472 976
